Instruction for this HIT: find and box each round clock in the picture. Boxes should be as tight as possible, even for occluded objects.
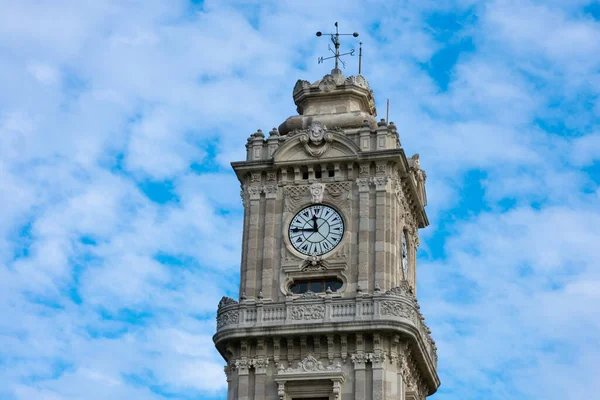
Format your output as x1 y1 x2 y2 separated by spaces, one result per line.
402 231 409 279
288 204 344 256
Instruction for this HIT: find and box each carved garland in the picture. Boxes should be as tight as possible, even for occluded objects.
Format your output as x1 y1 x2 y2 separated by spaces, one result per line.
290 305 325 320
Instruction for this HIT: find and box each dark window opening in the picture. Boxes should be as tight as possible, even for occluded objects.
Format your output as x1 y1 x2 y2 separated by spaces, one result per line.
326 164 335 177
289 278 343 294
315 170 322 178
301 166 309 180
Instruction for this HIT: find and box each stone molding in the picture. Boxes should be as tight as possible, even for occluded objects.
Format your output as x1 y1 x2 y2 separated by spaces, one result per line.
215 283 438 370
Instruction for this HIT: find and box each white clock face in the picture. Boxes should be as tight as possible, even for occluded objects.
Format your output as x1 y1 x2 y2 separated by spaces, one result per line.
402 231 408 279
289 204 344 256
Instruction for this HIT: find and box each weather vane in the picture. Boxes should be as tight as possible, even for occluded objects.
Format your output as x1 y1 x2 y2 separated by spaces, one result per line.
316 22 359 70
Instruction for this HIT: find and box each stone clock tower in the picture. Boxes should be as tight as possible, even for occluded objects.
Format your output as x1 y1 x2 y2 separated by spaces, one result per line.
214 67 439 400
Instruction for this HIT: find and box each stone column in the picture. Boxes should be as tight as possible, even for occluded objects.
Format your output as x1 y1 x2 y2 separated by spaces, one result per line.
225 364 234 400
237 340 251 400
352 333 367 400
373 165 388 290
371 353 386 400
390 182 398 287
262 175 278 299
356 174 371 291
352 354 367 400
253 339 268 400
245 179 262 298
240 188 250 299
236 359 251 400
371 333 386 400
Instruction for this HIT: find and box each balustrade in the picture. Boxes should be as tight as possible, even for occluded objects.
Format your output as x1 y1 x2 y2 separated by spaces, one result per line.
216 291 438 368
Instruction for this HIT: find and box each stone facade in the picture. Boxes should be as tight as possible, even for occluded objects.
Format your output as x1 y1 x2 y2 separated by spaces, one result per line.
214 68 439 400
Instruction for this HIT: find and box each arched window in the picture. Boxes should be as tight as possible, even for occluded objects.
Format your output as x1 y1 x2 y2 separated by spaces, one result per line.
289 278 343 294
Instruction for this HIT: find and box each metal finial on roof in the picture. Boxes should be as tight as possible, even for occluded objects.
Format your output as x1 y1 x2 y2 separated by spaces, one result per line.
316 22 359 70
358 42 363 74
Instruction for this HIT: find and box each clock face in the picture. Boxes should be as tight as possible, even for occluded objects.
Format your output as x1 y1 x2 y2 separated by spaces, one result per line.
402 231 409 279
289 204 344 256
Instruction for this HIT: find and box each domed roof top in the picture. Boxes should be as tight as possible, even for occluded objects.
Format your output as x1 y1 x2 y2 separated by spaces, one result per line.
278 68 377 135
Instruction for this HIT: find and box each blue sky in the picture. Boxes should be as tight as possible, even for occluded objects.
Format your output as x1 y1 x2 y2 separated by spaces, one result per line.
0 0 599 399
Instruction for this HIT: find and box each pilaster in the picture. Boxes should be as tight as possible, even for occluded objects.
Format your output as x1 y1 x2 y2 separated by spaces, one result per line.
357 171 371 291
261 172 278 299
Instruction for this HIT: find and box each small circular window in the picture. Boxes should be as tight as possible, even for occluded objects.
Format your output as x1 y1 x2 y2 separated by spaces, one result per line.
289 277 343 294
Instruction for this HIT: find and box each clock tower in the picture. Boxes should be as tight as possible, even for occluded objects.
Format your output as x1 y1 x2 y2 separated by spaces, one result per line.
214 67 439 400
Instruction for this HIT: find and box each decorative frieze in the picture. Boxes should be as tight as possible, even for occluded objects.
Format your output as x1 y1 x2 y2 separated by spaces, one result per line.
290 304 325 320
217 309 239 329
278 353 341 374
381 301 412 318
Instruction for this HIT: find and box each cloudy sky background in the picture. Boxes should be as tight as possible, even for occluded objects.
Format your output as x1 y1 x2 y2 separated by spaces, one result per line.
1 0 599 399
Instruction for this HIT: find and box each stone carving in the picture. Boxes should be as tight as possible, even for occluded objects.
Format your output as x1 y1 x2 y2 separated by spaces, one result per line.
299 122 334 158
317 73 342 92
266 172 277 181
333 380 342 400
283 185 309 212
302 264 327 272
411 154 427 183
279 354 342 374
309 182 325 203
290 305 325 320
283 185 308 210
218 296 238 309
235 359 251 374
240 188 247 207
217 309 239 329
380 300 411 318
247 185 262 200
293 79 311 95
308 121 327 145
296 290 322 300
301 256 328 272
345 75 370 89
372 176 390 191
367 352 387 364
385 281 414 298
250 173 261 183
325 182 351 200
356 177 370 193
351 352 367 365
263 184 278 199
253 358 269 373
340 335 348 363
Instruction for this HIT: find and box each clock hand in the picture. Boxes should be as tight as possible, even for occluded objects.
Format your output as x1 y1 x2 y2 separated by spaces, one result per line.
291 228 315 232
312 215 318 232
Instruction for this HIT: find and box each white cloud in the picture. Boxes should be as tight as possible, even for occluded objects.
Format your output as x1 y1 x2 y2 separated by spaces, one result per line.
0 0 598 399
